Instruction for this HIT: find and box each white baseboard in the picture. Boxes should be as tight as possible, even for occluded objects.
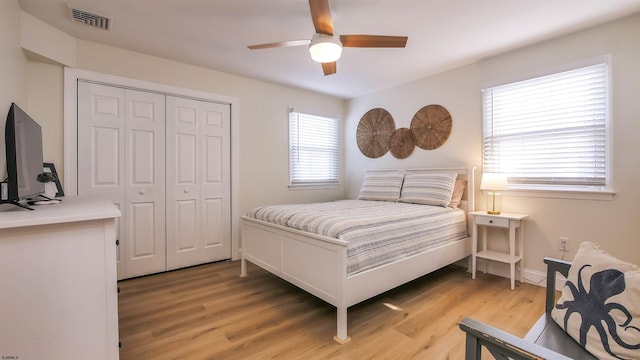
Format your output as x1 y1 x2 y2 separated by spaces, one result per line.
471 259 566 291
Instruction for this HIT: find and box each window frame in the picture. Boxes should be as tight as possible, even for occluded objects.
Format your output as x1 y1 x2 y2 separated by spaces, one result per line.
288 108 341 188
481 56 614 199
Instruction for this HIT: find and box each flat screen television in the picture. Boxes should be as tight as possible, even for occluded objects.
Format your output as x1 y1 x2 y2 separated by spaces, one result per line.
1 103 45 210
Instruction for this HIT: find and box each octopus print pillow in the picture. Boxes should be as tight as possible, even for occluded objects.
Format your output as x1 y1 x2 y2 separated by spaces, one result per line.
551 242 640 360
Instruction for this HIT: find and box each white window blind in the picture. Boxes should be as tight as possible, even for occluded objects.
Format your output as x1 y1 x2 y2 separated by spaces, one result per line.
289 110 340 185
482 62 609 191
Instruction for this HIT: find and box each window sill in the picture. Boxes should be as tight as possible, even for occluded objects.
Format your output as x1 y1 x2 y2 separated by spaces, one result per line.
503 189 615 201
288 183 341 191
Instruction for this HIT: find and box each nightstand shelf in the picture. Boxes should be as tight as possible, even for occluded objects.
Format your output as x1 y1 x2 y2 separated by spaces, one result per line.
476 250 522 264
469 211 528 290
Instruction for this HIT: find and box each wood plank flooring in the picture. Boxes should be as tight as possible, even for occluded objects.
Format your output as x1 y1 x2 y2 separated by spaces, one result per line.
118 260 545 359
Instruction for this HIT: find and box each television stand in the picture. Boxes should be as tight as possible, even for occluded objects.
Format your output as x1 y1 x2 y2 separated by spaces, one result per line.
26 195 62 206
0 195 64 210
1 200 34 211
36 194 56 201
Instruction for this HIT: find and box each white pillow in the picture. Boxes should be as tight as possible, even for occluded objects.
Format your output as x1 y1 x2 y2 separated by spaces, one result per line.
399 172 457 207
358 170 405 202
551 242 640 360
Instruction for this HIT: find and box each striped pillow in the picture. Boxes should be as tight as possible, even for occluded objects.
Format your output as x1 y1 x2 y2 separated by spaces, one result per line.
399 172 457 207
358 170 405 201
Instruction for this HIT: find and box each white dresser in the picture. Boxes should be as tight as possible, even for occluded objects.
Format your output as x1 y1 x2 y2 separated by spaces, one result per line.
0 196 121 360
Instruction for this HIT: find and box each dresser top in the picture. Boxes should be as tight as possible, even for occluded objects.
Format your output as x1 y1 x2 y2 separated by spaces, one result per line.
0 195 120 229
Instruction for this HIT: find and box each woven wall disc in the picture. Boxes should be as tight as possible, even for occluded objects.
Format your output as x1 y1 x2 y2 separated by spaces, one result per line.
389 128 415 159
410 104 452 150
356 108 395 158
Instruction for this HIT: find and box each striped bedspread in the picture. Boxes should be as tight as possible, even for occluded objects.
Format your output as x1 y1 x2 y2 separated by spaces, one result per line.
246 200 467 276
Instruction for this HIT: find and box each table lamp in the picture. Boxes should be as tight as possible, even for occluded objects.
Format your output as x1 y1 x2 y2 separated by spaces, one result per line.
480 173 508 215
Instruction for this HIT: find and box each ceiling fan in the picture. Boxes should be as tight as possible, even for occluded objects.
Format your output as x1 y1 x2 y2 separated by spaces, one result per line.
247 0 408 76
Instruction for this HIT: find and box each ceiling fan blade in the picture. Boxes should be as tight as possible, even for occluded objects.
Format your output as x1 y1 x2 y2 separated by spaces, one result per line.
322 62 336 76
340 35 408 48
247 40 311 50
309 0 334 35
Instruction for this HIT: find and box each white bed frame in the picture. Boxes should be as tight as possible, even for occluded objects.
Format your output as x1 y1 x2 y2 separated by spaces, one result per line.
239 167 475 343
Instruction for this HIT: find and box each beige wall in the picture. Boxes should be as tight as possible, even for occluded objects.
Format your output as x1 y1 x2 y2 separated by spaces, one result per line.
7 10 345 218
4 1 639 279
344 13 640 275
2 5 345 260
71 41 346 215
26 62 65 180
0 0 29 180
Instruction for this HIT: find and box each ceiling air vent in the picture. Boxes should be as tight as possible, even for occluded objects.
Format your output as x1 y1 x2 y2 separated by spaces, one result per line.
69 7 111 30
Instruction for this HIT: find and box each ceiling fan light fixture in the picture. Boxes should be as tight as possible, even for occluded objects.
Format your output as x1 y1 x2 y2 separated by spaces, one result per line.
309 33 342 63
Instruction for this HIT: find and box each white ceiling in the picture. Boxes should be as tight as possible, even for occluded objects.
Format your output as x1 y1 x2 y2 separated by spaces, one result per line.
18 0 640 99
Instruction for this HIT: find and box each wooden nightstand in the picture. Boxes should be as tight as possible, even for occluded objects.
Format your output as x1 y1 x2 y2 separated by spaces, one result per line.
469 211 528 290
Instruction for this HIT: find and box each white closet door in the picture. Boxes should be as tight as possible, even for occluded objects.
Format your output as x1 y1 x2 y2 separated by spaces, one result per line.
123 89 166 278
78 82 126 278
78 82 166 279
166 96 231 270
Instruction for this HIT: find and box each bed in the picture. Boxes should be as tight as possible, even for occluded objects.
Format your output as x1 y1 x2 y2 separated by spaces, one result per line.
240 167 475 343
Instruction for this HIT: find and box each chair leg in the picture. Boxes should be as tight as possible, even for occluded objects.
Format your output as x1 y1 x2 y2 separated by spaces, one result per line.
465 333 482 360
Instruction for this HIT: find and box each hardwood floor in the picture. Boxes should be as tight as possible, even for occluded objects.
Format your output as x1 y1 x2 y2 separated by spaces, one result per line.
118 260 545 359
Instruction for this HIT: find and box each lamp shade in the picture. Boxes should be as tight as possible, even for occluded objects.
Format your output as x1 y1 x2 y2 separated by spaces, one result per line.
480 173 508 191
309 33 342 63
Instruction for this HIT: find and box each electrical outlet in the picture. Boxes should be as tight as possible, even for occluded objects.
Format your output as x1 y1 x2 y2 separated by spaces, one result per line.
559 237 570 252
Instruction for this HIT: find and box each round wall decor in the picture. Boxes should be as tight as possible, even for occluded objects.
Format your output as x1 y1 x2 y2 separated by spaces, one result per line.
410 104 452 150
389 128 415 159
356 108 395 158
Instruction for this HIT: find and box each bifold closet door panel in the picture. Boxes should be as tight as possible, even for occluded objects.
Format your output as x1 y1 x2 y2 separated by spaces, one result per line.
78 82 166 279
165 96 231 270
78 82 126 278
123 88 166 278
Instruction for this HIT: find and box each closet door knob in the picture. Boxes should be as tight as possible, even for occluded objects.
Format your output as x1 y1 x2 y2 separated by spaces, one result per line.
139 191 145 195
184 189 189 193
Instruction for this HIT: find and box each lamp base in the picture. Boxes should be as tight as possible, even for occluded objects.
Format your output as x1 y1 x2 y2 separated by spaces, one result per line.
485 192 502 215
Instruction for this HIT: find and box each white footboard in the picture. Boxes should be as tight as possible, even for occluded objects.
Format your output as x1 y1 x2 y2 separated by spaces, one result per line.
241 218 348 305
241 217 352 342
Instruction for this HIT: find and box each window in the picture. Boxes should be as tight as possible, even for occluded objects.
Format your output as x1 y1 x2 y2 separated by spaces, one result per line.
289 109 340 186
482 60 610 193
